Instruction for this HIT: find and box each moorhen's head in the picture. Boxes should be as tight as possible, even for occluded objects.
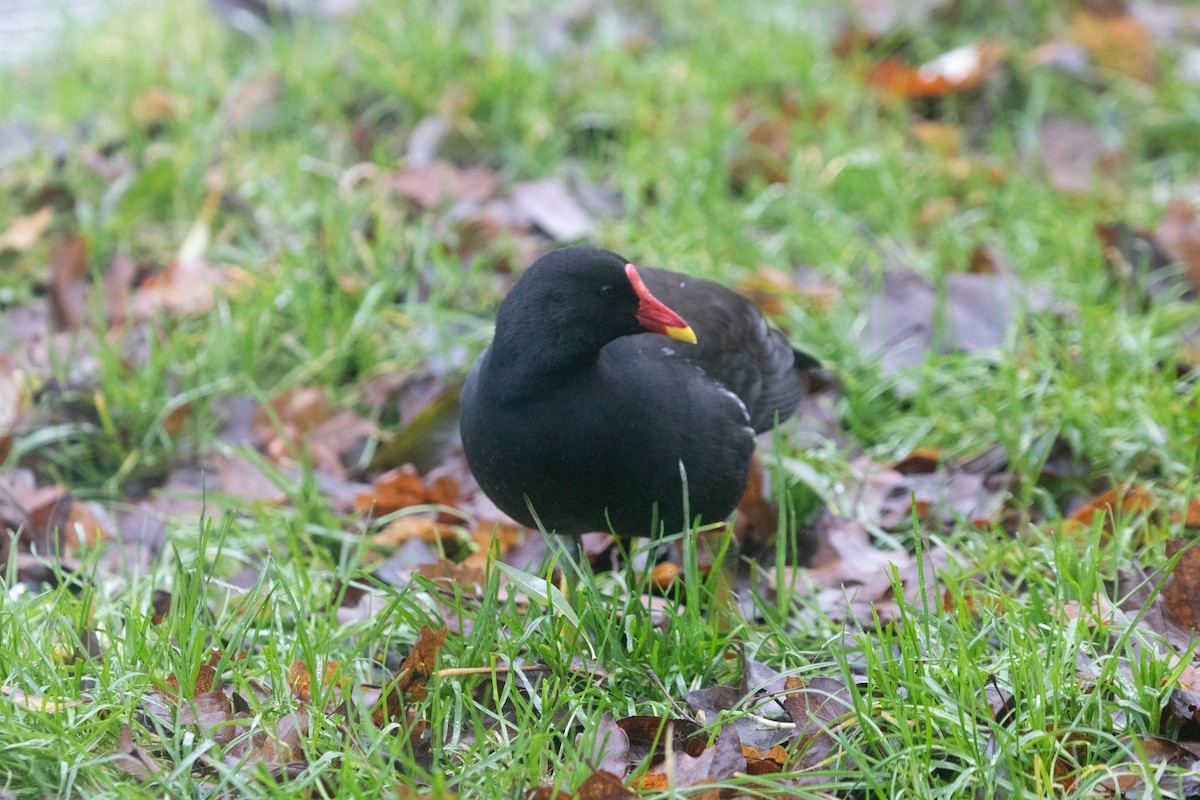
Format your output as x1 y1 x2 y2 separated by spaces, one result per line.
497 247 697 366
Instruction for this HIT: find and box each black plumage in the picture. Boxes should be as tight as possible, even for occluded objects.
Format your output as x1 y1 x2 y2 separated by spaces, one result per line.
459 246 816 538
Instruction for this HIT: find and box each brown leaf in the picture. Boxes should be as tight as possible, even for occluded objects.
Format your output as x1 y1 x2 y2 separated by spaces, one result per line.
643 724 746 787
911 121 961 157
48 237 89 331
510 179 593 241
132 258 224 319
0 206 53 251
574 770 635 800
252 387 331 444
1094 736 1200 797
288 659 312 702
869 42 1005 99
1072 10 1157 82
781 675 856 768
356 466 460 518
616 716 705 763
415 558 485 593
390 161 497 209
372 625 447 726
101 253 137 328
1165 539 1200 629
1094 220 1187 301
1062 485 1155 536
371 517 462 549
114 724 163 781
1155 200 1200 293
150 589 171 625
130 88 174 128
462 520 523 569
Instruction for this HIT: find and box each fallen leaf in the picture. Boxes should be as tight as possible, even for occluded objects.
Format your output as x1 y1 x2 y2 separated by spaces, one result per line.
0 206 53 251
574 770 635 800
0 685 90 712
356 466 460 518
869 42 1005 99
781 675 856 768
390 161 497 209
114 724 163 781
1165 539 1200 629
1062 485 1155 535
1155 200 1200 293
132 258 224 319
47 237 89 331
862 269 1056 377
643 724 746 788
510 179 593 241
373 625 447 726
1094 220 1188 301
1039 117 1122 194
1072 9 1157 82
130 88 174 128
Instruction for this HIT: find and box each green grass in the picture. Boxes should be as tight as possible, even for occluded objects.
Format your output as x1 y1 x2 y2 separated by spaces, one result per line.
3 0 1200 796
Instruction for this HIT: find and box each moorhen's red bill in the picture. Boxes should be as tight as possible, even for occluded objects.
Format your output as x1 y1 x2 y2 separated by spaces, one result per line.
459 246 818 538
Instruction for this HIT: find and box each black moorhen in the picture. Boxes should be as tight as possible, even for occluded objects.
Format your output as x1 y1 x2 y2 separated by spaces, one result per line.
460 246 818 539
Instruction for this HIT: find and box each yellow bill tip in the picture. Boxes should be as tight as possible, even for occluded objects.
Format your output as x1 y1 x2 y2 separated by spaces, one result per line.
665 324 698 345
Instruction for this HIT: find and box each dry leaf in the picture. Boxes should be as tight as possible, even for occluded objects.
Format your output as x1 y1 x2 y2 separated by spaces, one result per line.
390 161 497 209
1062 485 1155 535
48 237 89 331
1165 539 1200 629
0 206 53 251
1155 200 1200 293
372 625 447 726
870 42 1005 99
131 88 174 127
356 466 460 518
0 685 89 712
1039 118 1120 194
510 179 593 241
1072 10 1157 82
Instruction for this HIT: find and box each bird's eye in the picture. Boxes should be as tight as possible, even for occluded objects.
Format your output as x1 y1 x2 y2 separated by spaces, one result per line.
599 284 616 298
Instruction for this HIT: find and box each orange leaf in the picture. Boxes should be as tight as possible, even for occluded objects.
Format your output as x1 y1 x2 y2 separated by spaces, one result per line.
1072 10 1156 82
870 43 1005 99
1062 485 1155 535
372 626 447 726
